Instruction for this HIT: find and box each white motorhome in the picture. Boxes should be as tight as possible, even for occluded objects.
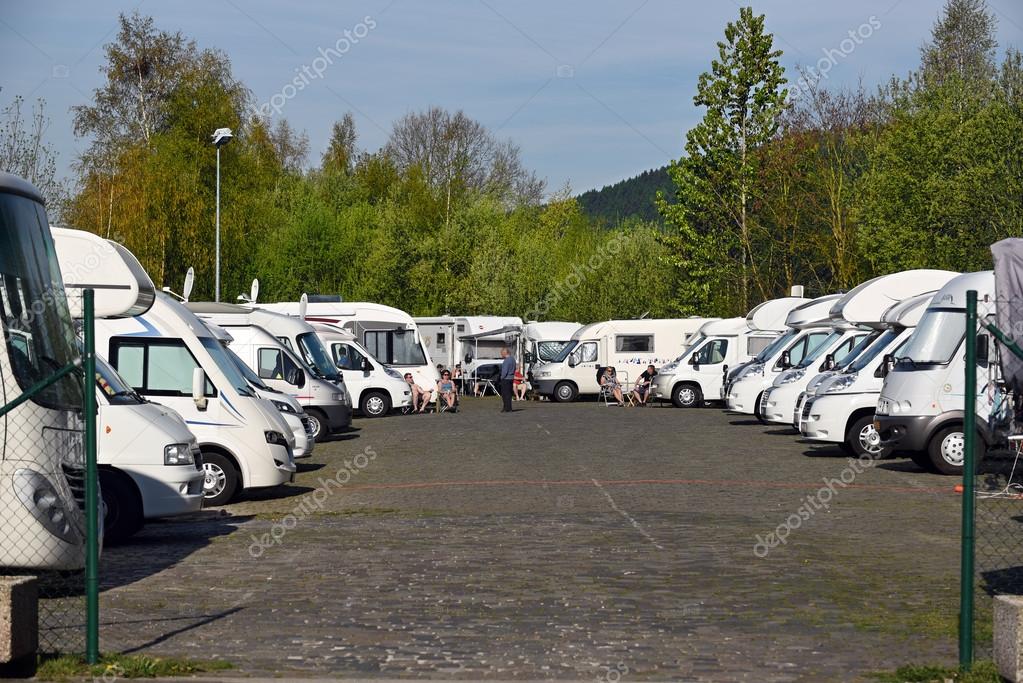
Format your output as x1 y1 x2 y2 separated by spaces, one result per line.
652 297 808 408
531 318 716 402
799 291 937 457
96 292 296 505
0 174 103 569
724 296 842 417
416 316 523 376
520 321 582 374
53 226 207 543
310 322 412 417
187 302 351 439
203 322 315 458
759 271 959 427
260 299 439 390
875 271 997 474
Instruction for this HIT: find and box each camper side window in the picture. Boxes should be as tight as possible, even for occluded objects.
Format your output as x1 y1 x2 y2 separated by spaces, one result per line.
111 339 215 397
436 333 446 346
258 347 302 385
571 342 598 364
615 335 653 353
694 339 728 365
334 343 368 371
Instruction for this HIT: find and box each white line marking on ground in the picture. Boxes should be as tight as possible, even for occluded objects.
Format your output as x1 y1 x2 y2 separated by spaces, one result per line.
591 478 665 550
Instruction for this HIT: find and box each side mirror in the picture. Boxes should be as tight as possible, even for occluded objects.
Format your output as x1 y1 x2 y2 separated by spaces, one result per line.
721 364 729 378
285 367 302 386
687 355 698 366
780 351 791 369
824 353 836 371
881 353 895 378
567 355 578 368
523 351 535 364
976 334 989 364
360 357 372 372
192 367 208 411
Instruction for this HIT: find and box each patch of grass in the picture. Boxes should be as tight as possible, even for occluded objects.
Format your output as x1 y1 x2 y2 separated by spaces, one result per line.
37 653 233 680
866 660 1000 683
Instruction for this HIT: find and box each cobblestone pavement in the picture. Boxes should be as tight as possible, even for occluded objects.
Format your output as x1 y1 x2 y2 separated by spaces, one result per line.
97 398 965 681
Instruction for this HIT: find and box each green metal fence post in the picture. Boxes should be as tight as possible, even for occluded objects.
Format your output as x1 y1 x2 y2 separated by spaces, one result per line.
83 289 100 663
959 289 978 669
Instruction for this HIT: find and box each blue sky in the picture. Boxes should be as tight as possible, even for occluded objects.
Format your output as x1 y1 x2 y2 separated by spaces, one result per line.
2 0 1022 194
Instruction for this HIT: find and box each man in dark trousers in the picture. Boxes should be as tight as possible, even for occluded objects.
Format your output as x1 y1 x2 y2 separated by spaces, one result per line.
499 347 515 412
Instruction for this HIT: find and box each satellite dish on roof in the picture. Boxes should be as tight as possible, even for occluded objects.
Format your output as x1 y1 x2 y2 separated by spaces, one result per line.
182 267 195 302
299 292 308 320
238 278 260 304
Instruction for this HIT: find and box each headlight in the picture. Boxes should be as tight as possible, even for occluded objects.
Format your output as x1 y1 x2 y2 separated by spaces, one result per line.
331 392 344 402
740 364 764 379
823 374 857 394
876 398 890 415
384 367 402 379
164 443 196 465
271 399 298 414
540 371 551 378
778 369 806 385
265 430 287 445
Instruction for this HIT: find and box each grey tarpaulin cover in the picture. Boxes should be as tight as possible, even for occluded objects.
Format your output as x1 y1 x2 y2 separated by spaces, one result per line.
991 238 1023 393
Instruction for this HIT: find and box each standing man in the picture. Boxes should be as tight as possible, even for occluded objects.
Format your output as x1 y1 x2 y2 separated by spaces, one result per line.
499 347 515 412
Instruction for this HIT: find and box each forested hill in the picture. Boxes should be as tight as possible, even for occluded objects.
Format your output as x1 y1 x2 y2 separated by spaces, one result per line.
576 166 673 225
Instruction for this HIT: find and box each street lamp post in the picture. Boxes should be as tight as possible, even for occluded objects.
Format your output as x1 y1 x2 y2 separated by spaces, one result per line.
211 127 233 302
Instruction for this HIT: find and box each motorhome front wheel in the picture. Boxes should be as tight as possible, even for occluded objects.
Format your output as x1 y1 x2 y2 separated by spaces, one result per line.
361 391 391 418
553 382 578 402
202 453 239 506
672 384 702 408
844 415 891 459
926 425 984 476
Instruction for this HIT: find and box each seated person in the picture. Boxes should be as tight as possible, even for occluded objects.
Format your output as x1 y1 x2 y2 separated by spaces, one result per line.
404 372 432 413
436 370 458 411
632 364 657 406
600 366 625 406
513 365 527 400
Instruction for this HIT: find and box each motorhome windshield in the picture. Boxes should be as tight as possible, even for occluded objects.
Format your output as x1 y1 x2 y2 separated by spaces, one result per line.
198 337 255 397
363 328 428 367
839 330 882 368
297 332 340 381
794 331 843 368
225 345 273 392
95 355 143 405
846 329 899 373
536 340 573 362
674 335 706 362
898 309 964 365
550 340 579 364
0 192 82 409
756 329 797 363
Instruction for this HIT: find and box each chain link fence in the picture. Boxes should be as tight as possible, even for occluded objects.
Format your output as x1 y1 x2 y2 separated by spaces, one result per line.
0 287 98 658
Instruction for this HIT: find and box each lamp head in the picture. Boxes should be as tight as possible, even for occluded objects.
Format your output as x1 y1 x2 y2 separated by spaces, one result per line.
211 127 234 147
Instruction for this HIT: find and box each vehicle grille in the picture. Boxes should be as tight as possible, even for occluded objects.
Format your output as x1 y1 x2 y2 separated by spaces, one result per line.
758 389 771 415
301 416 315 437
793 393 806 429
801 397 814 424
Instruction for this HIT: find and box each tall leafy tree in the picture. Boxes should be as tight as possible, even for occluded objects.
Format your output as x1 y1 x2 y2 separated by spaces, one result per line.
659 6 787 314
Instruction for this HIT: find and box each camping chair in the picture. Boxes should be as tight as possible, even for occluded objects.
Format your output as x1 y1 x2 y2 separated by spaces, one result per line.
435 389 459 414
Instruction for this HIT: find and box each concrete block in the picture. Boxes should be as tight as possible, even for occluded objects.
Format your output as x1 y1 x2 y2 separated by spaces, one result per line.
0 576 38 664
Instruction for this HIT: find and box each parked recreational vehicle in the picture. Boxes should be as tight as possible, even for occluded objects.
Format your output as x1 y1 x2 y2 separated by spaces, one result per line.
724 296 841 417
416 316 523 376
260 299 440 389
0 175 98 568
653 297 807 408
531 318 716 402
875 271 997 474
310 322 412 417
52 227 208 542
187 302 352 439
520 321 582 374
798 292 937 457
96 292 296 505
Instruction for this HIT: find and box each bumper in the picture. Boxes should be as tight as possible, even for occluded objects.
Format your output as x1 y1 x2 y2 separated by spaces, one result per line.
322 403 353 432
124 464 205 518
245 443 296 489
294 417 314 458
799 395 849 443
874 414 937 452
762 383 802 425
533 379 560 396
394 389 412 408
727 380 762 414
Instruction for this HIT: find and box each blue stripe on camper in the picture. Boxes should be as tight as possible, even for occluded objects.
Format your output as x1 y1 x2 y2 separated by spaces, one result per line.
220 394 244 421
185 420 239 427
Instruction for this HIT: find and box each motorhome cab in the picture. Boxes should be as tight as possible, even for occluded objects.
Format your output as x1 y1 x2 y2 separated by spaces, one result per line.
203 322 315 458
725 295 841 417
416 316 523 376
875 271 996 474
799 292 937 457
0 174 92 569
96 292 296 505
520 321 581 374
310 322 412 417
52 227 208 542
260 299 440 390
531 318 716 402
187 302 351 439
653 297 807 408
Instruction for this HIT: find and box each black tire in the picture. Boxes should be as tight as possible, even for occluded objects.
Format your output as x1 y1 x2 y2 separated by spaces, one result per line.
672 383 703 408
201 452 239 506
99 469 144 544
927 424 985 476
360 391 391 418
754 392 768 424
553 381 578 403
305 407 328 440
844 414 892 460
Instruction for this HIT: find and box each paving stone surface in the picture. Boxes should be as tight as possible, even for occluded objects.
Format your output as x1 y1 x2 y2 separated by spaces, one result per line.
97 398 965 681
